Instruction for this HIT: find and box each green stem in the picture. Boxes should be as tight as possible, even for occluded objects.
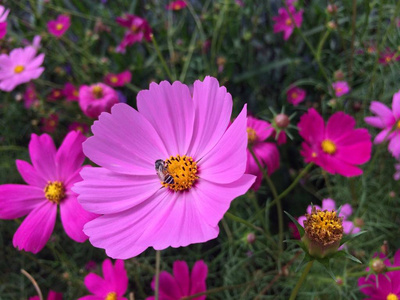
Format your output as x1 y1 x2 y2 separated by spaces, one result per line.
348 0 358 79
225 212 263 233
151 35 174 81
347 266 400 277
289 260 314 300
154 250 161 300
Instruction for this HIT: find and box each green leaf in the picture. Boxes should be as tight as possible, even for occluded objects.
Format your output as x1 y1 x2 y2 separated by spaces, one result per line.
284 211 305 237
317 258 336 281
340 230 368 246
296 254 313 272
283 239 307 252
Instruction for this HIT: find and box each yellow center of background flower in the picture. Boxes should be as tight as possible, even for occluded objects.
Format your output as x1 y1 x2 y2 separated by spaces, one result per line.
110 76 118 83
56 23 64 30
54 91 60 97
386 56 392 63
44 181 65 204
105 292 117 300
73 90 79 97
14 65 25 74
396 120 400 129
291 92 298 99
387 294 399 300
247 127 257 144
162 155 198 192
131 25 138 32
285 18 292 26
321 139 336 154
92 85 104 99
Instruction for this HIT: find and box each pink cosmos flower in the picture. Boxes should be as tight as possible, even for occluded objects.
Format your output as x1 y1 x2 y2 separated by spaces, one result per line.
47 15 71 38
47 89 64 101
73 76 255 258
166 0 187 10
0 5 10 39
41 113 59 134
63 82 79 101
78 259 128 300
287 85 306 106
29 291 63 300
358 250 400 299
379 49 400 65
0 132 98 253
68 122 89 134
78 83 119 119
116 14 152 53
146 260 208 300
298 108 372 177
23 83 39 109
364 91 400 158
273 5 303 40
332 81 350 97
246 116 280 190
0 46 45 92
104 70 132 87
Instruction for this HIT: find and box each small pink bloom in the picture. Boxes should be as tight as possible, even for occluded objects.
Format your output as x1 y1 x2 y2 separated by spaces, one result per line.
47 89 64 101
0 46 45 92
104 70 132 87
166 0 187 10
68 122 89 134
78 83 119 119
41 113 59 133
273 5 303 40
0 132 98 254
298 108 372 177
23 83 39 109
0 5 10 39
332 81 350 97
79 259 128 300
63 82 79 101
84 260 97 271
47 15 71 38
287 85 306 106
394 163 400 181
116 14 152 53
379 48 400 65
288 222 301 239
29 291 63 300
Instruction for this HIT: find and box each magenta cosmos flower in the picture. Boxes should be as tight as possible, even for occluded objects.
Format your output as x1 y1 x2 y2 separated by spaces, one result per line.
73 76 255 258
146 260 208 300
79 259 128 300
0 46 44 92
29 291 62 300
47 15 71 38
104 70 132 87
273 5 303 40
364 91 400 158
116 14 152 53
298 108 372 177
79 83 119 119
358 250 400 299
0 5 10 39
166 0 188 10
246 116 280 190
0 132 97 253
379 48 400 65
332 81 350 97
287 85 306 106
23 83 39 109
63 82 79 101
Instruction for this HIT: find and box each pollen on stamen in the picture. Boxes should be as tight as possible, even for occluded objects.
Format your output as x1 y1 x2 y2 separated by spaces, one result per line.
44 181 66 204
162 155 198 192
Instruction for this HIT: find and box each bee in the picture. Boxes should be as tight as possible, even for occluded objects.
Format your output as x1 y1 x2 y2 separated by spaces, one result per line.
155 159 174 184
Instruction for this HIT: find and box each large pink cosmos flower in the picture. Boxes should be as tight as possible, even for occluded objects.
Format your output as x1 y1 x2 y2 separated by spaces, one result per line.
104 70 132 87
358 250 400 299
0 132 97 254
29 291 63 300
0 46 45 92
47 15 71 38
146 260 208 300
273 5 303 40
287 85 306 106
79 83 119 119
0 5 10 39
364 91 400 158
116 14 152 53
78 259 128 300
73 76 255 258
298 108 372 177
246 116 280 190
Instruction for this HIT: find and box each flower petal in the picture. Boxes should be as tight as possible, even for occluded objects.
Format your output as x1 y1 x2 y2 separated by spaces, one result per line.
392 90 400 119
83 273 110 297
298 108 324 144
173 261 190 296
369 101 395 127
16 160 47 188
189 260 208 299
326 111 356 141
29 134 57 181
253 142 280 175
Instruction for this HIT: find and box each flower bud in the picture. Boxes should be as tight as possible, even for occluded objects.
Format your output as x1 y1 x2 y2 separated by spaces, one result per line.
335 276 344 286
327 4 338 14
353 217 364 228
381 241 389 256
247 232 256 244
370 258 386 274
274 113 290 129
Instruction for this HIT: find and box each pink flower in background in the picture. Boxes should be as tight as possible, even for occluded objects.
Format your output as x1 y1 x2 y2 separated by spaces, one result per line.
23 83 39 109
0 46 45 92
273 5 303 40
287 85 306 106
332 81 350 97
298 108 372 177
246 116 280 190
78 83 119 119
0 132 97 254
394 163 400 181
63 82 79 101
78 259 128 300
298 199 360 235
29 291 63 300
68 122 89 134
166 0 187 10
116 14 152 53
47 89 64 101
41 113 59 133
364 90 400 158
379 49 400 65
0 5 10 39
73 76 255 258
104 70 132 87
358 250 400 299
146 260 208 300
47 15 71 38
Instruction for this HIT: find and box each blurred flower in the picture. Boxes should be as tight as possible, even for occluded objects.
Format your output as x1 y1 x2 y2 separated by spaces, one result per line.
94 18 111 33
41 113 59 133
78 83 119 119
47 15 71 38
79 259 128 300
289 222 301 239
394 163 400 180
146 260 208 300
117 90 127 103
273 5 303 40
246 116 280 190
115 14 152 53
332 81 350 97
68 122 89 134
31 35 42 50
63 82 79 101
247 232 256 244
47 89 64 101
73 76 255 258
298 108 372 176
84 260 97 271
334 70 345 81
0 46 45 92
364 90 400 158
379 49 400 65
287 85 306 106
235 0 244 6
0 132 97 254
0 5 10 39
166 0 187 10
29 291 63 300
23 83 39 109
104 70 132 87
327 4 338 14
358 250 400 299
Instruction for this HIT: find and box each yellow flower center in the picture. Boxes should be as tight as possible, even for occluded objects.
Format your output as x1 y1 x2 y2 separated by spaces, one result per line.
397 120 400 129
14 65 25 74
335 87 342 93
311 152 317 158
44 181 66 204
321 139 337 154
161 155 198 192
291 92 298 99
105 292 117 300
92 85 104 99
131 25 138 32
387 294 399 300
386 56 392 63
285 18 293 26
247 127 257 144
73 90 79 97
110 76 118 83
56 23 64 30
54 91 60 97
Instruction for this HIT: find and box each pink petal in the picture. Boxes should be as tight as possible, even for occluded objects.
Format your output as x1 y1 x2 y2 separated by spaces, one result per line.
245 151 263 190
247 116 274 141
77 296 103 300
326 111 356 141
340 203 353 218
13 201 57 254
343 220 355 234
375 128 392 144
370 101 395 127
253 142 280 175
389 132 400 158
47 291 63 300
84 273 110 296
173 261 190 296
16 159 47 187
297 108 324 145
364 116 385 128
321 198 336 211
157 271 183 299
298 216 306 228
319 154 364 177
113 260 128 295
189 260 208 299
29 134 57 181
392 90 400 119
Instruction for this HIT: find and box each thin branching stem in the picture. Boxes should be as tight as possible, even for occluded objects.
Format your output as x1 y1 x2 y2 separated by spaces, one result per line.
289 260 314 300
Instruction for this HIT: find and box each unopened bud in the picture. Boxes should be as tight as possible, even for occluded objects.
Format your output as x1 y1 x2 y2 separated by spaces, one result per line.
334 70 345 81
247 232 256 244
327 21 337 30
381 241 389 256
274 113 290 129
327 4 338 14
335 276 344 286
389 191 396 198
370 258 386 274
353 218 364 228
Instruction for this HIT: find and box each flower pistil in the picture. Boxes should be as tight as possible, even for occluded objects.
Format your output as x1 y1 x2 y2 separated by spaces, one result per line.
162 155 198 192
321 139 337 154
44 181 66 204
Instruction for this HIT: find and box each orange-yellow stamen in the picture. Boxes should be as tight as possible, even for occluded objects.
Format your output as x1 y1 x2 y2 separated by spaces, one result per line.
110 76 118 83
73 90 79 97
386 56 392 63
92 85 104 99
14 65 25 74
105 292 117 300
131 25 138 32
321 139 337 154
247 127 257 144
291 92 298 99
44 181 65 204
162 155 198 192
397 120 400 129
56 23 64 31
387 294 399 300
285 18 293 26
